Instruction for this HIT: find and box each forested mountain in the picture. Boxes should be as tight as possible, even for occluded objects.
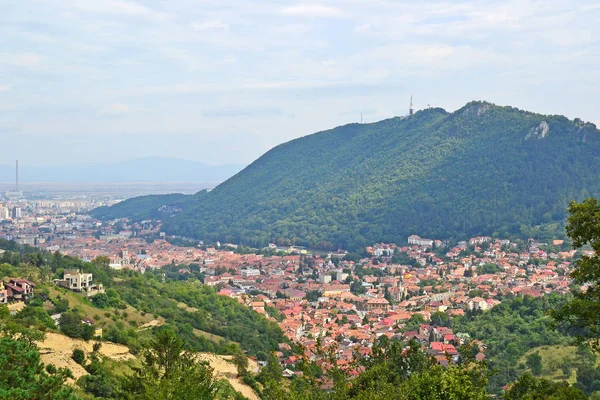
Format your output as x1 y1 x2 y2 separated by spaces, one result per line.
92 101 600 250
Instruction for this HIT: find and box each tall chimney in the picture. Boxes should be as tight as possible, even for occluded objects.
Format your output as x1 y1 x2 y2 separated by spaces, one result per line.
15 160 18 191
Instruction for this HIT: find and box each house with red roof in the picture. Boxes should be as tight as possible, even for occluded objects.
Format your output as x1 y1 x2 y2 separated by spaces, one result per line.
5 278 36 301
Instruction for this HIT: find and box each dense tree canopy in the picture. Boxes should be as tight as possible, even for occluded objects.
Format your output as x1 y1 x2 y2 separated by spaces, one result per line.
92 102 600 250
257 339 491 400
504 373 587 400
115 273 285 357
552 198 600 350
452 294 571 393
123 329 221 400
0 330 78 400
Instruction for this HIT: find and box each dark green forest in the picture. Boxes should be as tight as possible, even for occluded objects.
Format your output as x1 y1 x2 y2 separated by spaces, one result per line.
92 101 600 251
92 193 190 221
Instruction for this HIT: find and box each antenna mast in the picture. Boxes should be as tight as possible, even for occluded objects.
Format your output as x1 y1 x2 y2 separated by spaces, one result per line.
15 160 18 191
409 95 414 116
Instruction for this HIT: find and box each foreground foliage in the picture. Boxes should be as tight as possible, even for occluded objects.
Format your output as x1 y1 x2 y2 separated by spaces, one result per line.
453 294 570 393
123 329 221 399
257 339 491 400
504 373 588 400
553 198 600 350
0 327 78 400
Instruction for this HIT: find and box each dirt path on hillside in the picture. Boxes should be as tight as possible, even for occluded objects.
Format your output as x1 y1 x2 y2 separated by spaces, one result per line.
197 353 259 400
37 332 134 379
177 302 199 312
138 319 164 330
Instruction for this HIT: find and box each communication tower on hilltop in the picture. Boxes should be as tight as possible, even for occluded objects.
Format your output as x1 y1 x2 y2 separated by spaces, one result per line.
409 95 414 116
5 160 24 200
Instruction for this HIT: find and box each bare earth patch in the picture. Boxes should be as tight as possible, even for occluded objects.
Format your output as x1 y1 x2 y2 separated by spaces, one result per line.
137 319 164 330
8 302 25 313
37 332 134 379
37 332 258 399
197 353 259 400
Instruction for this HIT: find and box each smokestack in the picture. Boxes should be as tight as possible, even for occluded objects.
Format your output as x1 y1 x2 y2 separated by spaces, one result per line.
15 160 18 191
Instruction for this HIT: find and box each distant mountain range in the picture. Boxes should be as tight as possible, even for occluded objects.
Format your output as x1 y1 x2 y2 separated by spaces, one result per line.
91 101 600 251
0 157 245 183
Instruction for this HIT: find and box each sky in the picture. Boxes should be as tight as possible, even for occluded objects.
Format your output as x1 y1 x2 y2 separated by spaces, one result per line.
1 0 599 166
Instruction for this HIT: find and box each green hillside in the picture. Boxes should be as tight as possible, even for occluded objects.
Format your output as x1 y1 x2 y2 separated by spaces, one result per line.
92 101 600 250
0 245 284 358
92 193 191 221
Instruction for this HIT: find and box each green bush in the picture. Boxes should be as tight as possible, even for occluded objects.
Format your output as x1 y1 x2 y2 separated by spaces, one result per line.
72 348 85 365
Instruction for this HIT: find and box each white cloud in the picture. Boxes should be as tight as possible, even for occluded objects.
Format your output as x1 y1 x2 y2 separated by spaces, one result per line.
282 4 344 17
222 54 238 64
269 24 311 35
101 103 131 115
70 0 171 20
355 23 371 32
581 4 600 11
192 20 229 31
3 0 600 164
0 53 41 68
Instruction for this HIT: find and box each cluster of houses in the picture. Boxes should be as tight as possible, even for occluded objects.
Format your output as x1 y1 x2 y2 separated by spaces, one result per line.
3 214 580 374
201 234 577 372
0 268 103 307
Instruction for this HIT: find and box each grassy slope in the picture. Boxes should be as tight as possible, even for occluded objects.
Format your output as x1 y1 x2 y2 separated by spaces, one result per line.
176 302 232 343
517 345 589 384
46 285 163 330
47 284 235 346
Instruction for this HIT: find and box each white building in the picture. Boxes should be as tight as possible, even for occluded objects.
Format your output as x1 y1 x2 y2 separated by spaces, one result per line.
240 268 261 277
408 235 434 247
55 269 104 297
336 271 349 282
373 247 394 257
0 206 8 220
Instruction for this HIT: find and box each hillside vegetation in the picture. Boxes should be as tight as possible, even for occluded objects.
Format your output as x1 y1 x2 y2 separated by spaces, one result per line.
0 242 287 398
91 193 191 221
92 101 600 250
452 294 571 393
0 236 593 399
0 246 285 359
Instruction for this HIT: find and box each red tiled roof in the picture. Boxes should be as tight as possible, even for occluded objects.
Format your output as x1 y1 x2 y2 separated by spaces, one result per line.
6 283 24 293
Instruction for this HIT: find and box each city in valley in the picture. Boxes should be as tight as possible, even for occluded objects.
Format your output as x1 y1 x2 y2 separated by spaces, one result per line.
0 190 581 371
4 1 599 397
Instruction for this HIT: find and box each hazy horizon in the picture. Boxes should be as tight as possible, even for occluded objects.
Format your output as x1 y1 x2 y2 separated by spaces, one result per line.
0 156 245 168
2 0 599 166
0 157 245 183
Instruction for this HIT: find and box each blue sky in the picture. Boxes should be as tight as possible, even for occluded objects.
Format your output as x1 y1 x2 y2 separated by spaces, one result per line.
1 0 598 166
